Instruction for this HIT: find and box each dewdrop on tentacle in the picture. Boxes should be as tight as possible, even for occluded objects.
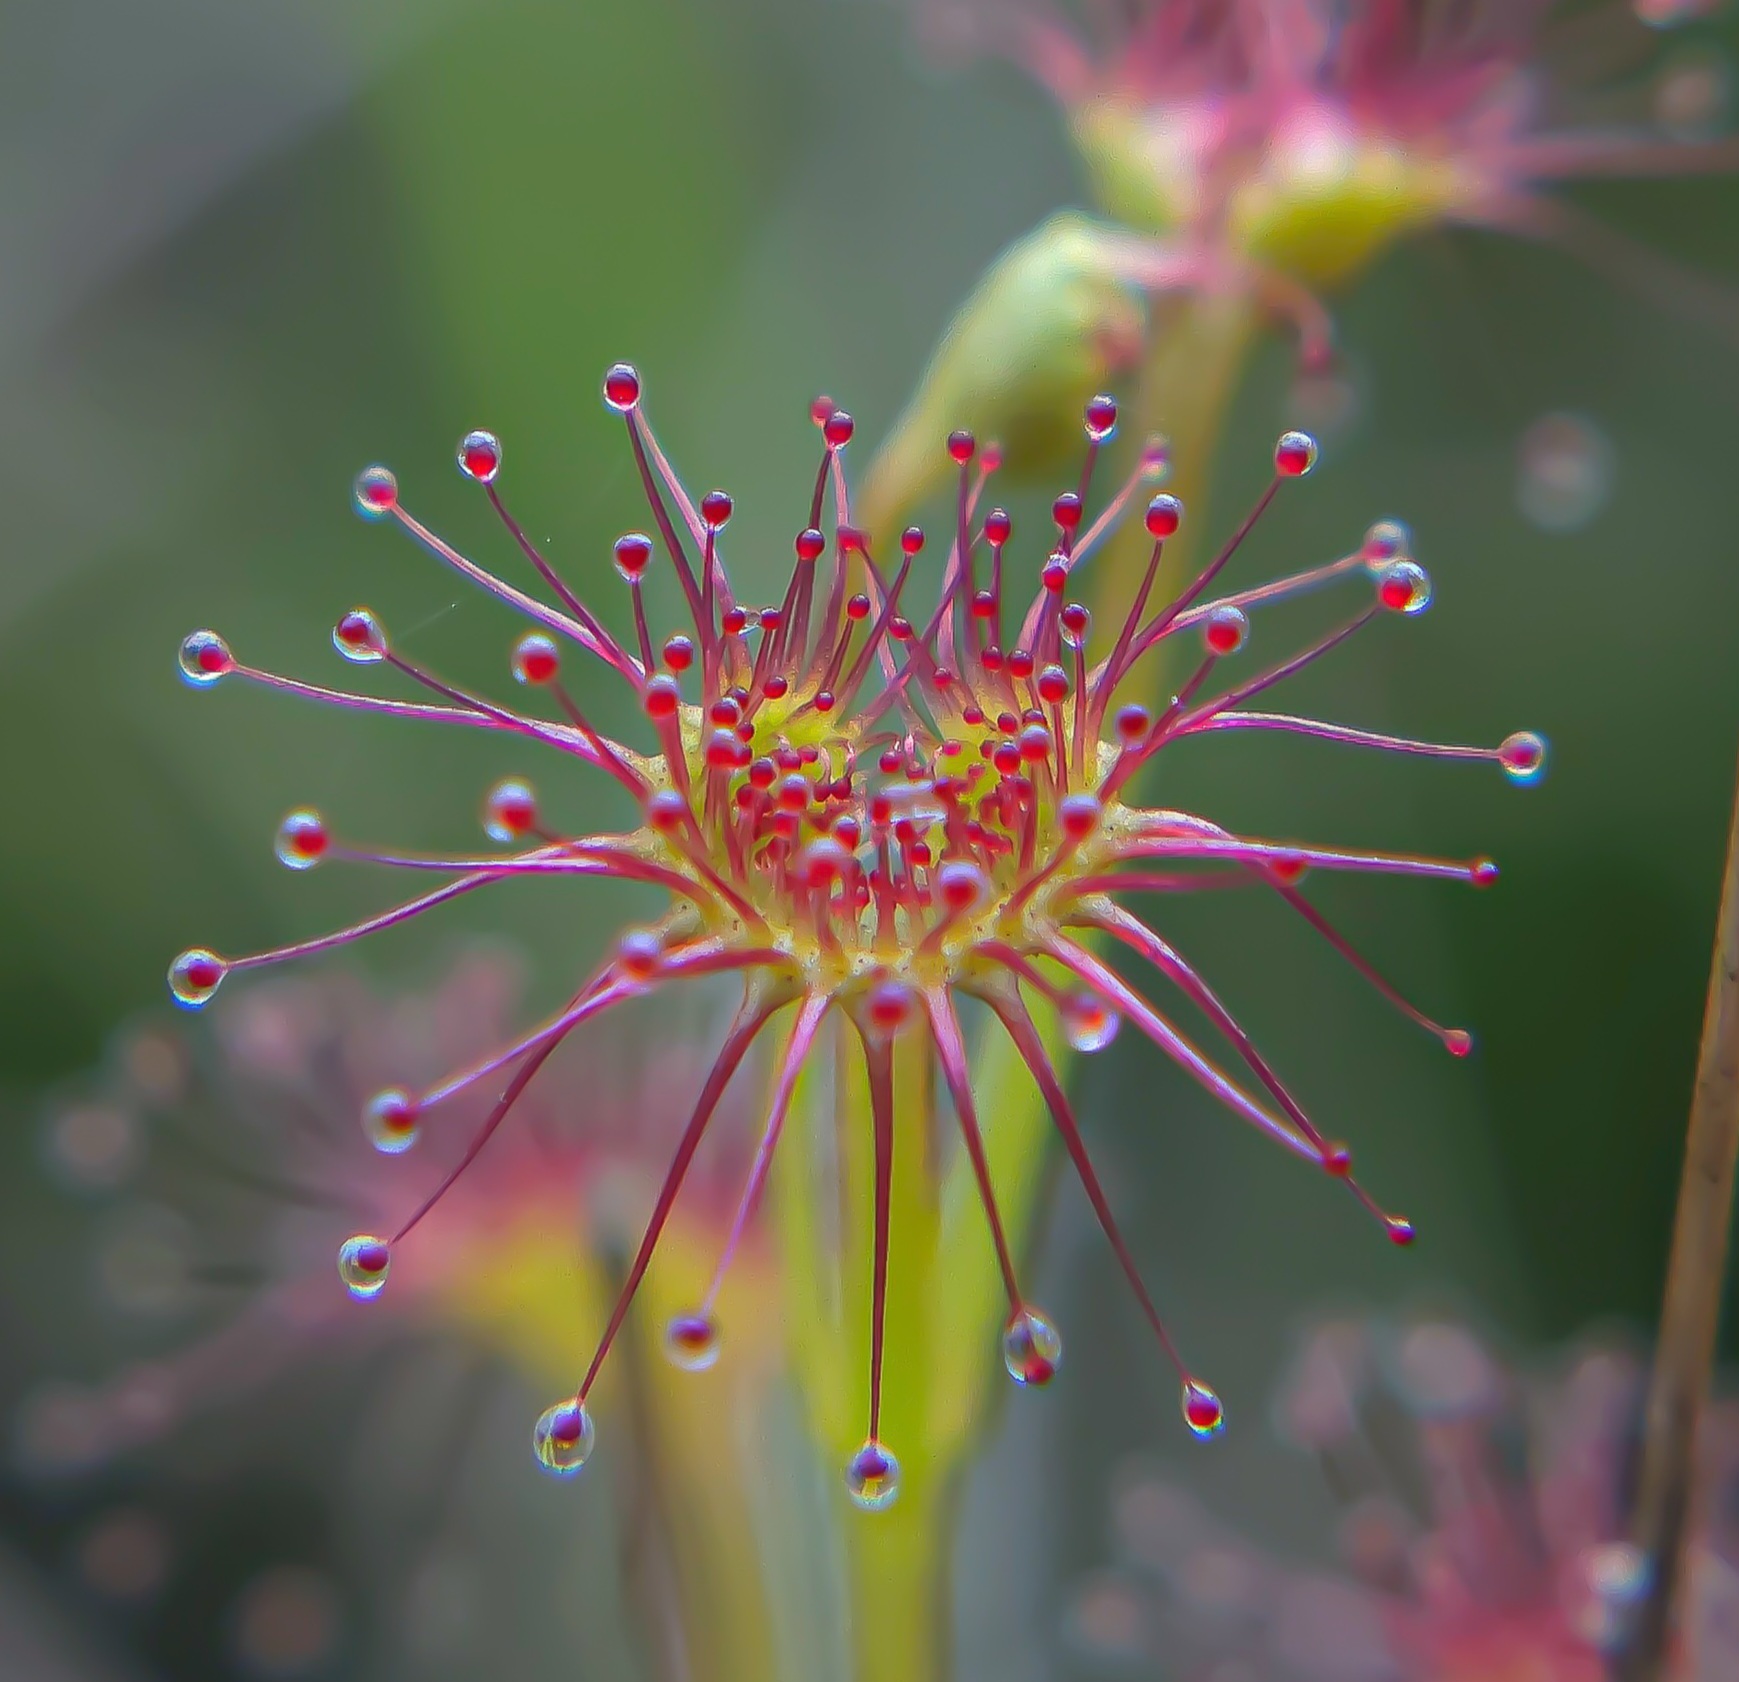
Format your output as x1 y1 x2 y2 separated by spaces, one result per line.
172 371 1542 1502
336 1235 390 1301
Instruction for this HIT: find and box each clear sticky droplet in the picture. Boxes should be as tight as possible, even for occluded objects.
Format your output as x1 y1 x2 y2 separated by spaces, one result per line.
1517 413 1613 534
274 810 328 870
844 1440 901 1511
1181 1379 1225 1439
178 630 233 687
1573 1540 1651 1652
168 949 227 1010
532 1400 595 1477
1063 993 1120 1053
336 1235 390 1300
664 1312 720 1373
1498 730 1548 785
354 466 398 519
1361 519 1411 569
1003 1308 1063 1387
363 1089 420 1155
1654 48 1729 142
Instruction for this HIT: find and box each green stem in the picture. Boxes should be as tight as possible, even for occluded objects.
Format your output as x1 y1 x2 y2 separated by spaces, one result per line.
777 296 1265 1682
844 1478 950 1682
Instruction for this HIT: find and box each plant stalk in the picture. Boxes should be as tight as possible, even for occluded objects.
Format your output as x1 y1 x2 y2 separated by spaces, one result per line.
1621 742 1739 1681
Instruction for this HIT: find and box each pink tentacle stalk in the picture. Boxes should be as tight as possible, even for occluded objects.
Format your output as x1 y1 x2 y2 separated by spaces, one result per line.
979 976 1222 1434
175 367 1538 1501
925 987 1063 1388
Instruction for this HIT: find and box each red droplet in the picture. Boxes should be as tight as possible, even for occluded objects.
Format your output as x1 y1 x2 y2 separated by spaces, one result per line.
1204 606 1248 656
701 490 733 528
645 790 687 831
1037 665 1069 703
1007 649 1035 681
983 508 1011 546
1379 572 1413 611
1145 495 1182 538
1085 394 1118 441
513 634 559 685
901 526 926 556
846 593 871 621
1115 705 1149 741
614 533 653 581
485 780 538 838
1274 430 1318 477
663 635 695 672
1269 855 1308 884
355 467 398 513
721 606 748 636
1386 1215 1417 1247
618 930 663 978
1470 858 1500 889
795 528 826 564
603 363 641 412
280 812 328 862
823 409 854 448
1444 1029 1474 1058
1060 603 1091 647
1321 1142 1352 1177
644 675 682 719
809 394 835 428
947 430 976 465
181 953 224 991
335 610 385 657
193 637 232 676
1052 492 1083 531
458 430 501 483
1059 795 1101 838
763 673 790 700
1041 557 1069 594
868 979 912 1033
1182 1381 1225 1437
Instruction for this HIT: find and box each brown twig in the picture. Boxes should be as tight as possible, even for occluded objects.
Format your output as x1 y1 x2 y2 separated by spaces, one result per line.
1620 744 1739 1681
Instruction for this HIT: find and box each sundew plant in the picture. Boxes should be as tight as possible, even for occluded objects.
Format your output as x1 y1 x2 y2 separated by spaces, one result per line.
173 368 1543 1514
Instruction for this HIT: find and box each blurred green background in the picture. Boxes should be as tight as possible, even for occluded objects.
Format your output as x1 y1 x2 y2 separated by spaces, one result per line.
4 1 1739 1677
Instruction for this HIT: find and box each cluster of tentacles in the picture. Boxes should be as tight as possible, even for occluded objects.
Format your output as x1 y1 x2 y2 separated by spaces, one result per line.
174 363 1543 1508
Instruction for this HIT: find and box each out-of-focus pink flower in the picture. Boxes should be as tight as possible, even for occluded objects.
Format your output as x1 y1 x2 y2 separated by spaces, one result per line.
1068 1317 1739 1680
913 1 1739 326
19 947 767 1478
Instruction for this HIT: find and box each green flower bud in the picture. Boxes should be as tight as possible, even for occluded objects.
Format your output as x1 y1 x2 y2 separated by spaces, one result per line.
859 212 1148 537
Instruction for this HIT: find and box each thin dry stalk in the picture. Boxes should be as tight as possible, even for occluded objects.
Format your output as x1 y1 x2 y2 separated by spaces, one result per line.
1620 744 1739 1681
